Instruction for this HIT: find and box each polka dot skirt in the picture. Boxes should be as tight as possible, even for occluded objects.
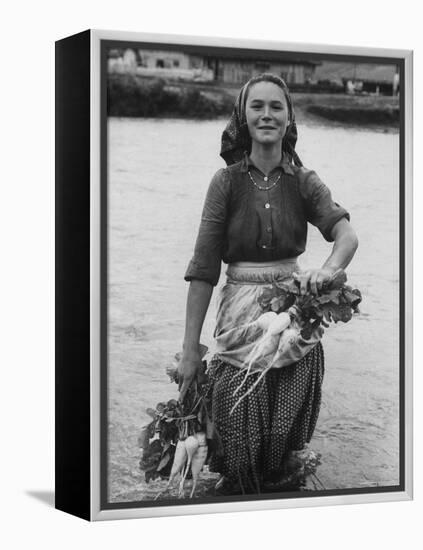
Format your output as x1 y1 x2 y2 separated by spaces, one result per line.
204 342 324 492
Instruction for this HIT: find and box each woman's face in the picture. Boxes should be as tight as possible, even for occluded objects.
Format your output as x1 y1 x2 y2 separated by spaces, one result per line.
245 81 290 147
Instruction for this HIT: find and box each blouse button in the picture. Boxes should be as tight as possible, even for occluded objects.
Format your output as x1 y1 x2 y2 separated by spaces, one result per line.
266 226 272 233
264 203 270 209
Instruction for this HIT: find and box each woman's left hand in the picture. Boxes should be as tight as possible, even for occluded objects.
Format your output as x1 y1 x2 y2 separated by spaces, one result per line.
293 268 336 295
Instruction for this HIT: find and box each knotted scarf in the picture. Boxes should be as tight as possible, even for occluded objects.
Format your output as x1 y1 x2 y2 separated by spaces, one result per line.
220 74 302 168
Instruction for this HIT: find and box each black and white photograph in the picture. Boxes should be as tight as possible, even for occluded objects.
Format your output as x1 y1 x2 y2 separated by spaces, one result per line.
4 0 422 544
102 37 405 508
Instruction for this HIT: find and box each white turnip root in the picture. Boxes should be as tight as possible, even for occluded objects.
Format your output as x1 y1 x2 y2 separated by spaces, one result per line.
230 363 270 415
231 313 301 415
154 439 187 500
179 435 199 497
167 439 187 486
189 432 208 498
232 331 278 398
234 313 290 396
193 431 207 446
267 312 291 335
278 327 300 350
254 311 277 330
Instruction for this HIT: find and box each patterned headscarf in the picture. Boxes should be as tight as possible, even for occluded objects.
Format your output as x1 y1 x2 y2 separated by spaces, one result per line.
220 73 302 167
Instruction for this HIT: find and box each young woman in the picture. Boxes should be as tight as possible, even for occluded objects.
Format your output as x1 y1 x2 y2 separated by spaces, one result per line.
179 73 358 494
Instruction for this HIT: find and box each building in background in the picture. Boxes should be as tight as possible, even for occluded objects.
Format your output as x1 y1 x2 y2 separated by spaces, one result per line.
212 56 318 85
342 65 398 95
108 49 399 96
108 48 318 85
314 62 399 96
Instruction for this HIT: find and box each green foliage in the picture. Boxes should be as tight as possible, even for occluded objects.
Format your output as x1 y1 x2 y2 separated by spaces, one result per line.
138 379 211 483
258 270 362 341
107 75 234 119
258 285 295 312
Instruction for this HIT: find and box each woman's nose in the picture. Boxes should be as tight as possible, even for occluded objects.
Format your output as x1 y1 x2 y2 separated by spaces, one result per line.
262 106 271 119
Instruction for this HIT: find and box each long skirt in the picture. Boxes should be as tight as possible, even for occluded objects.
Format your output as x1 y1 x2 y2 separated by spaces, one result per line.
205 259 325 491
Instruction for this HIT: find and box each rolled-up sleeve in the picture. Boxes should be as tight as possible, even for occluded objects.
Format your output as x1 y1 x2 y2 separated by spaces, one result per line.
184 168 229 286
299 169 350 242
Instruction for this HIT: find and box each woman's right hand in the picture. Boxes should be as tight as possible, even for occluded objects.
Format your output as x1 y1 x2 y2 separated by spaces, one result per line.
178 348 203 402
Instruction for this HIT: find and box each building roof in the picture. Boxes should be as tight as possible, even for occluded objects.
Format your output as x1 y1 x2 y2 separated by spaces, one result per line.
108 45 321 67
202 53 320 66
136 46 320 66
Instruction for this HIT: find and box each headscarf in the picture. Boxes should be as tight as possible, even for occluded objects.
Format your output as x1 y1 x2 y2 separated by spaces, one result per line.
220 73 303 167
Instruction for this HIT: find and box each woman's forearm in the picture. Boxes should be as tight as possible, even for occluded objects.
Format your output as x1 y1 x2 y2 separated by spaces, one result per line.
183 279 213 353
322 220 359 272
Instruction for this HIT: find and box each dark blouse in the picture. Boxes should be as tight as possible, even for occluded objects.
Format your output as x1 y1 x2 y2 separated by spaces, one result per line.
184 154 350 286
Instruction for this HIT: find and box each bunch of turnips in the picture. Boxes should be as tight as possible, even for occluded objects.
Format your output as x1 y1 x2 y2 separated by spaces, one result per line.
139 268 361 496
224 268 361 413
138 353 213 499
257 269 361 338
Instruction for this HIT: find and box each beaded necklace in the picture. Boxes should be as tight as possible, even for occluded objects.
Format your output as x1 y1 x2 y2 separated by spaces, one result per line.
247 170 281 191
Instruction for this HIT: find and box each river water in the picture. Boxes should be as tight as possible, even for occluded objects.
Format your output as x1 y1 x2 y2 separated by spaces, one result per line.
107 116 400 502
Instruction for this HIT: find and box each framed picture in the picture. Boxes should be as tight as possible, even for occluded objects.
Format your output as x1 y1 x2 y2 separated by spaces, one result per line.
55 29 413 521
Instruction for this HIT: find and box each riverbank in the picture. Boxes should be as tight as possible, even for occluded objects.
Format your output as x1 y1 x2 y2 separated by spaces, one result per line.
293 93 399 125
107 74 399 127
107 74 234 119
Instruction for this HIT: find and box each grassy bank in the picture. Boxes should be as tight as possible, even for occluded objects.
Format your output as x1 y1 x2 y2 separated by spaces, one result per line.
108 74 234 119
292 92 399 126
108 74 399 127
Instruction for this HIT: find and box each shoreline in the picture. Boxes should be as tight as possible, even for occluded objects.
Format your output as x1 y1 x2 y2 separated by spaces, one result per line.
107 74 399 128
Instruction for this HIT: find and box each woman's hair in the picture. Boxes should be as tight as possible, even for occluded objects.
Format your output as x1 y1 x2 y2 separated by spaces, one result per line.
220 73 302 167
